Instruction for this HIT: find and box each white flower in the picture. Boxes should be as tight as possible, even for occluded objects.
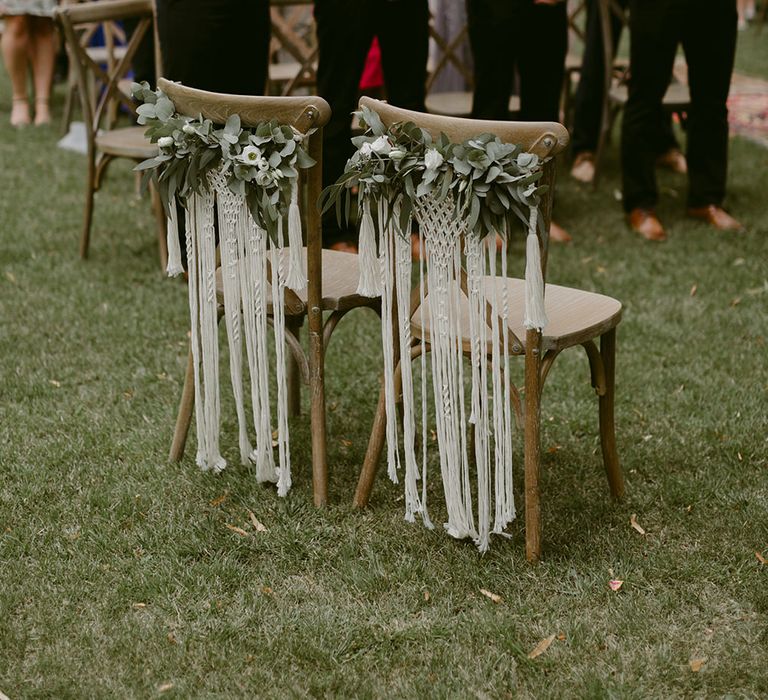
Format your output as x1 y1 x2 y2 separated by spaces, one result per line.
370 136 392 155
182 123 196 135
359 142 373 157
157 136 174 148
255 170 274 187
424 148 444 170
238 145 263 165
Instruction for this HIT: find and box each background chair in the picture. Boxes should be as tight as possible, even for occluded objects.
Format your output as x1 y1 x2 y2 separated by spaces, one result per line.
352 97 624 561
55 0 167 268
267 0 318 97
161 79 380 506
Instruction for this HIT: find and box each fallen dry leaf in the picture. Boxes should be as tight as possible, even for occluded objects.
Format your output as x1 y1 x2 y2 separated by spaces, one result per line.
158 682 175 693
225 524 249 537
261 586 273 595
690 283 698 297
608 580 623 592
630 514 647 536
557 632 566 641
247 510 267 533
339 438 353 448
479 588 502 604
730 297 741 307
737 452 743 462
210 492 228 507
756 552 766 565
528 634 556 659
5 270 17 284
132 602 147 609
167 632 177 644
49 379 61 388
547 445 562 454
689 658 705 672
424 590 431 602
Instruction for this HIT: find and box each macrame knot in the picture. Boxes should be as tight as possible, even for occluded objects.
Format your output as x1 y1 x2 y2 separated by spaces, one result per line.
523 206 548 331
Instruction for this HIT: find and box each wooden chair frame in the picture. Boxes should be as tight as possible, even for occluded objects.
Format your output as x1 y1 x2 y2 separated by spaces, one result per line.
352 97 624 562
55 0 167 268
160 79 380 506
268 0 318 97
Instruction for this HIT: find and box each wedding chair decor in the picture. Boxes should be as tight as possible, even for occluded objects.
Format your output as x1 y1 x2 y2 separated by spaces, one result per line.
134 78 378 505
323 97 624 560
56 0 167 268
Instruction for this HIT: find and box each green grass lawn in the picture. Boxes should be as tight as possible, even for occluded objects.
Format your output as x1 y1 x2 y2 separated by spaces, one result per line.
1 60 767 697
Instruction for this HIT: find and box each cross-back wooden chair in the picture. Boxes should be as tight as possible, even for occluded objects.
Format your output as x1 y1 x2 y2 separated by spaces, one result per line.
425 17 520 118
592 0 690 186
562 0 589 126
160 79 381 506
55 0 167 268
268 0 318 96
352 97 624 562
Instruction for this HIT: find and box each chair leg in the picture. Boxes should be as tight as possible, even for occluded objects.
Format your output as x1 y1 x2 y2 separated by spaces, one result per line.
308 305 327 506
599 328 624 499
169 345 195 462
353 382 388 508
80 157 96 259
524 330 543 563
150 181 169 272
286 316 302 418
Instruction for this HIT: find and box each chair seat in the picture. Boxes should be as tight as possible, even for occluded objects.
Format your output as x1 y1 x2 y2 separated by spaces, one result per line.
425 91 521 118
411 278 622 353
215 248 378 315
269 61 317 84
95 126 157 159
609 80 690 107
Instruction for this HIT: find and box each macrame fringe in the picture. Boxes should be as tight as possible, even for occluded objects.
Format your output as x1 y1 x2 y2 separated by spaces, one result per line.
523 206 548 331
285 182 306 292
356 198 381 297
166 200 184 277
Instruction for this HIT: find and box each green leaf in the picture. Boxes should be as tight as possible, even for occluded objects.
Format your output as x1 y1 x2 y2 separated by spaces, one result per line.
224 113 241 136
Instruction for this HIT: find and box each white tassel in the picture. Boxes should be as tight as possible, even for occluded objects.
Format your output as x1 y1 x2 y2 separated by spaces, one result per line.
166 199 184 277
356 197 381 297
284 182 306 292
523 206 548 331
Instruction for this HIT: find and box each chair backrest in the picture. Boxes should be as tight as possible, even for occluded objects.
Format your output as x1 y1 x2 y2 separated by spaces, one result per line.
358 96 569 272
56 0 154 137
268 0 318 96
426 15 473 94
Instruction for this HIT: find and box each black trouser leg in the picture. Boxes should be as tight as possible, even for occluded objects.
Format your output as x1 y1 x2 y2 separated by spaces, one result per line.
621 0 679 212
377 0 429 112
681 0 737 208
467 0 520 120
155 0 270 95
517 2 568 122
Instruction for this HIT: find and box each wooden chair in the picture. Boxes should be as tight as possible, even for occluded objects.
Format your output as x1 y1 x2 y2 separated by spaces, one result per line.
592 0 690 186
352 97 624 562
55 0 167 268
267 0 318 97
161 79 381 506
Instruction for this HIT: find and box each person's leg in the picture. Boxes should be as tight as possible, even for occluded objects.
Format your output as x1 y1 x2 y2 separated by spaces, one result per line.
1 15 32 125
156 0 270 95
681 0 737 210
621 0 679 213
28 16 56 125
376 0 429 112
517 1 567 122
467 0 517 120
314 0 374 246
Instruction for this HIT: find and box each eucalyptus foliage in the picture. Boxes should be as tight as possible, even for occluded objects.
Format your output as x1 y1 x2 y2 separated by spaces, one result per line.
319 105 548 238
131 81 316 240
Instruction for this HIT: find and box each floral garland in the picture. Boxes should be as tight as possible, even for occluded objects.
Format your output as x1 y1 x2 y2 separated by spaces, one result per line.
318 104 547 240
131 81 316 242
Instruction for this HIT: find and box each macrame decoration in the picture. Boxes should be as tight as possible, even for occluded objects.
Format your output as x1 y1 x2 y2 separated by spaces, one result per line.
355 183 546 552
167 167 305 493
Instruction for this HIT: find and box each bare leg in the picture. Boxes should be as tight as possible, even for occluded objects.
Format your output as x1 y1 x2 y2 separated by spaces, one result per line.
28 16 56 125
1 15 32 126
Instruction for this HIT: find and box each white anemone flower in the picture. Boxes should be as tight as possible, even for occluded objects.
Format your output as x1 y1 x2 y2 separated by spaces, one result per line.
157 136 174 148
239 145 263 165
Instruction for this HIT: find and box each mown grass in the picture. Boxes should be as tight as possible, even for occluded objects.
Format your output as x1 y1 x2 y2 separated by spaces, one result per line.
1 56 767 697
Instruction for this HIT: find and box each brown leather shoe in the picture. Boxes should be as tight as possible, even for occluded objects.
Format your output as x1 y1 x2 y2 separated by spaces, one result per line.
627 208 667 241
687 205 744 231
571 152 595 184
656 148 687 174
550 220 572 243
